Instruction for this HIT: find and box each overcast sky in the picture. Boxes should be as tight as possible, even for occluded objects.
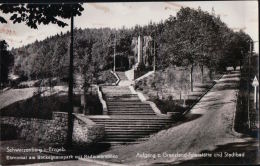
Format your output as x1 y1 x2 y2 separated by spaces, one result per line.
0 1 258 52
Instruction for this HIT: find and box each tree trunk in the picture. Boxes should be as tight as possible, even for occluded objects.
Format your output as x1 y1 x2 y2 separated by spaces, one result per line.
183 96 186 107
209 69 213 80
81 91 87 114
153 40 156 72
200 65 204 84
0 46 2 88
233 65 236 71
81 72 87 114
66 15 74 148
190 64 194 92
240 60 242 71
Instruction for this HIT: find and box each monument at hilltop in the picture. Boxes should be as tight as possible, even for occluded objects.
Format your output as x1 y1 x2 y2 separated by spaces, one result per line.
132 35 154 70
127 35 154 80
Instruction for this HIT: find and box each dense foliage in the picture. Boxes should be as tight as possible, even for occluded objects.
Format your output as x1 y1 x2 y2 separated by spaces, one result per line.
9 7 252 83
0 40 14 86
0 4 84 28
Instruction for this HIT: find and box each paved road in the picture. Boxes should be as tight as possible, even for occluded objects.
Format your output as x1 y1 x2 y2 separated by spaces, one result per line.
99 70 258 165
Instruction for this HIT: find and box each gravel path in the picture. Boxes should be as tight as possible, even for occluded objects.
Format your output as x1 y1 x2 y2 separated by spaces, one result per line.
99 70 257 165
0 88 37 110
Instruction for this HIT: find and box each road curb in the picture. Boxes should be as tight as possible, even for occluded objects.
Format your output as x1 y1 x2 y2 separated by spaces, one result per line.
182 73 224 116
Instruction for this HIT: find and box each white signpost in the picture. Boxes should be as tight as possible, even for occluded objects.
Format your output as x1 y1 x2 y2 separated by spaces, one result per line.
252 76 259 104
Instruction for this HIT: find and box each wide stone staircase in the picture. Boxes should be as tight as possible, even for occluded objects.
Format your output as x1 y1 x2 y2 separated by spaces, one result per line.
90 116 173 144
102 86 155 115
89 71 174 145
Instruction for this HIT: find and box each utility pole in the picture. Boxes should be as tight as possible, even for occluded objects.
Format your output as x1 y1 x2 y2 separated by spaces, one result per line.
0 43 2 89
113 33 116 72
67 14 74 148
153 39 156 72
247 40 252 129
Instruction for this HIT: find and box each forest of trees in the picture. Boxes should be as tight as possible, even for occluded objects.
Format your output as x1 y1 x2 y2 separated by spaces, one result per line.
0 40 14 87
9 7 252 85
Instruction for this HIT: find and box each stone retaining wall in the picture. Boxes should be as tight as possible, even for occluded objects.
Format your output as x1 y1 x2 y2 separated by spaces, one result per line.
0 112 105 147
72 114 105 147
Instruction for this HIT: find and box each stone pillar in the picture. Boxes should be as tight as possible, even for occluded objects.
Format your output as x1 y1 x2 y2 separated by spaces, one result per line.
137 35 143 65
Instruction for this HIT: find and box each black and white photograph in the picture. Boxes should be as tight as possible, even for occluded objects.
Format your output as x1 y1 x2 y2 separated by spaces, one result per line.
0 1 259 165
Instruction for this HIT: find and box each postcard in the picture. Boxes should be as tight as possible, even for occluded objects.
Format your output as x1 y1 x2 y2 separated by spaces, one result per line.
0 1 259 165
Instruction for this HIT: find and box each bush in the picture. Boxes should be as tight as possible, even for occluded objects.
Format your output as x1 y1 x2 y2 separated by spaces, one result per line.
0 124 18 140
85 94 103 115
0 94 81 119
152 98 186 114
97 70 117 84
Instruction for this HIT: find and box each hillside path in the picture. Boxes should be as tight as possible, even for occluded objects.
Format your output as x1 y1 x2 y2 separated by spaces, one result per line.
99 70 258 165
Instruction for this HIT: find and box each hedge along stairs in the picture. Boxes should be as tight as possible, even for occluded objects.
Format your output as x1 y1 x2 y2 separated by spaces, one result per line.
90 71 174 145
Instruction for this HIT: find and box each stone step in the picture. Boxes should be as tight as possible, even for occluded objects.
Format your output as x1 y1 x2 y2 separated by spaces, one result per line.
107 110 155 112
106 96 139 99
104 137 145 142
108 112 155 115
104 133 155 136
103 124 166 127
107 102 150 105
107 104 148 107
104 127 163 131
99 119 167 122
91 118 172 121
104 129 159 132
107 107 152 110
94 122 170 125
106 95 138 98
108 113 156 115
107 98 140 102
102 88 130 91
107 106 153 109
104 126 167 130
107 102 150 106
105 133 151 136
96 121 171 125
107 98 140 101
102 89 131 92
103 93 132 96
103 125 164 128
103 89 131 91
107 105 152 107
105 129 163 132
98 141 137 145
105 135 148 139
102 89 130 92
105 130 158 133
107 111 155 114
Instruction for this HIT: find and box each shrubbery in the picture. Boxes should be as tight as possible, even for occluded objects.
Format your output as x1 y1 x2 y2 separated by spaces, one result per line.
152 98 186 114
